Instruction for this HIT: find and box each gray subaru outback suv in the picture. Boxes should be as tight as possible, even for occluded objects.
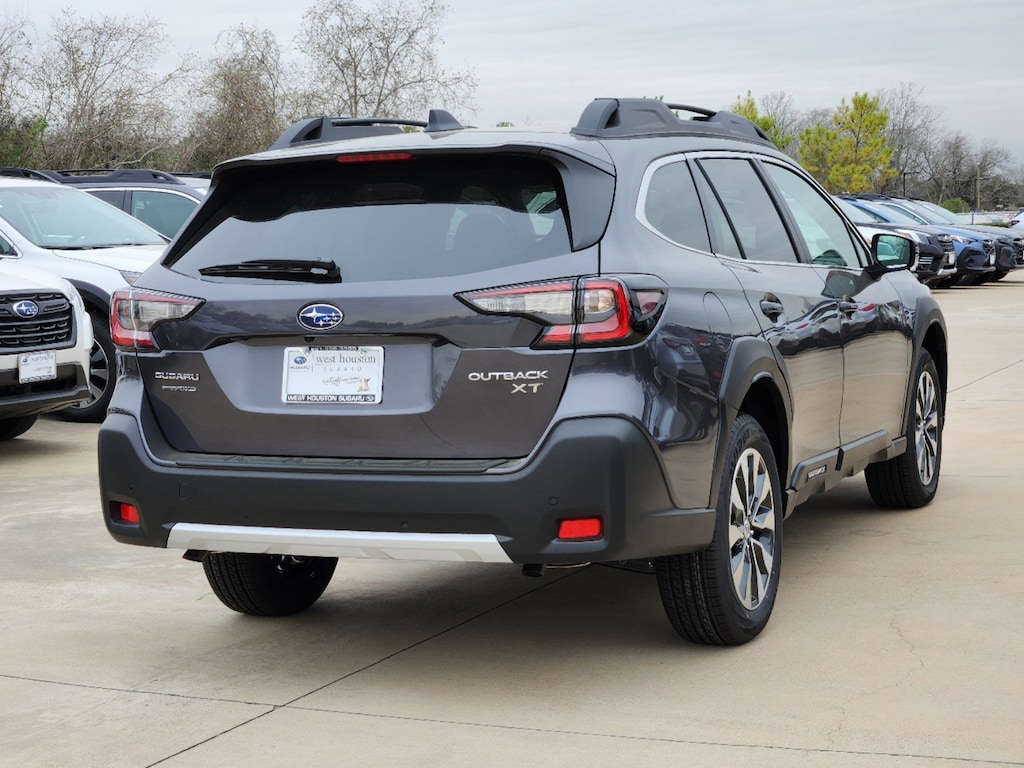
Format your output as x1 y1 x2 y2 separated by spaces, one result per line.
98 98 946 645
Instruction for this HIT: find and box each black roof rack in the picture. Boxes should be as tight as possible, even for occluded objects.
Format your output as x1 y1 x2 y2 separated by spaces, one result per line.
37 168 187 185
0 166 53 181
571 98 771 144
270 109 465 150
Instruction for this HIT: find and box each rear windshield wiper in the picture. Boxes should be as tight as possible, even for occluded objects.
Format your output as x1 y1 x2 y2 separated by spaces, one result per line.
198 259 342 283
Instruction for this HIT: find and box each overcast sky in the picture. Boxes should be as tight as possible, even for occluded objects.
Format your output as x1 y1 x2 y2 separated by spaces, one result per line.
11 0 1024 163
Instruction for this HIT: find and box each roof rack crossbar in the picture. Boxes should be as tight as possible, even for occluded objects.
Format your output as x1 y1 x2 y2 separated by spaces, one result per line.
570 98 771 144
270 109 465 150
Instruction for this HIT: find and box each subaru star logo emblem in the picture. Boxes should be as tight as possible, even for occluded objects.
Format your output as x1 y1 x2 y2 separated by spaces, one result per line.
297 303 343 331
13 300 39 318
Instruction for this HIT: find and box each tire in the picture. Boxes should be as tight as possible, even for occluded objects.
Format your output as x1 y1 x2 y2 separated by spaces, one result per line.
990 271 1008 282
865 349 942 509
655 413 783 645
0 415 37 441
202 552 337 616
60 312 114 423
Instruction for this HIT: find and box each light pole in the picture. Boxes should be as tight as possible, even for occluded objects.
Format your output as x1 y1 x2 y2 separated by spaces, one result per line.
974 173 990 223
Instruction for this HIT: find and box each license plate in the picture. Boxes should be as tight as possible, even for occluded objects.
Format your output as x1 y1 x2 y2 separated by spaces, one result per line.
19 350 56 383
282 346 384 404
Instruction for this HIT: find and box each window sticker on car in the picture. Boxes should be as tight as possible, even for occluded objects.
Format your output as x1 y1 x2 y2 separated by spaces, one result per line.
282 346 384 404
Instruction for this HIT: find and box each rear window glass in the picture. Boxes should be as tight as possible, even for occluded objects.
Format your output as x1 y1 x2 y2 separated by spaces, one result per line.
167 155 572 281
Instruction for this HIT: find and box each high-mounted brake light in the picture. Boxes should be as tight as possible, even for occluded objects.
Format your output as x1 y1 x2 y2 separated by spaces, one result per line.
335 152 415 164
457 277 663 349
110 288 204 350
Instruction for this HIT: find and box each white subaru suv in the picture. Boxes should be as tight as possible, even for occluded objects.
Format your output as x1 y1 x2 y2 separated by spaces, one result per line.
0 259 92 440
0 176 167 421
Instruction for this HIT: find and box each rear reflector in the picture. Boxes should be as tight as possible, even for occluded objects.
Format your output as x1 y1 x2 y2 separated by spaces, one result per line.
557 517 603 540
118 503 140 524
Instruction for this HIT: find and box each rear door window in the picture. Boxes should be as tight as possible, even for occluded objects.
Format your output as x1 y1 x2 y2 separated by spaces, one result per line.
169 155 573 282
695 158 799 264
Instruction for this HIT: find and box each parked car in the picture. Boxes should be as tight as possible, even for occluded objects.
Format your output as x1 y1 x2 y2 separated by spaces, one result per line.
842 196 994 287
98 98 947 645
833 197 955 285
1009 208 1024 229
36 169 205 239
0 259 92 440
0 177 167 421
864 195 1021 283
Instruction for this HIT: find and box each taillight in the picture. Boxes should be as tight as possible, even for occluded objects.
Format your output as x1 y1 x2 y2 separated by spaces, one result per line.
110 288 204 350
457 277 664 348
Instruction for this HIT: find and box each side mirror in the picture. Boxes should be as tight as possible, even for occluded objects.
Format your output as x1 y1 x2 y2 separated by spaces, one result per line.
868 233 916 278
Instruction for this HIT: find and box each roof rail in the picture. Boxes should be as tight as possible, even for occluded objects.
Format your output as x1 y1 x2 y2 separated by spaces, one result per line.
0 167 54 181
39 168 186 184
270 109 465 150
571 98 772 144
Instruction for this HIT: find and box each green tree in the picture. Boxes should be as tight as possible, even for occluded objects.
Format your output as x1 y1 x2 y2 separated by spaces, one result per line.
798 92 896 194
730 91 792 151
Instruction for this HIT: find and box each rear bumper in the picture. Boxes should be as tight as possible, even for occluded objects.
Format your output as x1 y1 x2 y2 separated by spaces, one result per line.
98 412 716 565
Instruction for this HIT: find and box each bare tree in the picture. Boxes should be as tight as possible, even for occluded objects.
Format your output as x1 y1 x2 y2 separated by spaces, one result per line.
180 25 294 169
0 12 45 166
295 0 476 118
29 8 191 168
877 82 943 197
758 91 800 157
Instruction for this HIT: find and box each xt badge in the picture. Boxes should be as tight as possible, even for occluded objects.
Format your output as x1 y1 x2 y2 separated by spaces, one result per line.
467 369 548 394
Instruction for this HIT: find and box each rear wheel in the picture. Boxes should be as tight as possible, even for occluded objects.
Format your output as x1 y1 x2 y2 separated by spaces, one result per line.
656 413 782 645
60 313 114 423
202 552 338 616
0 415 37 441
865 349 942 508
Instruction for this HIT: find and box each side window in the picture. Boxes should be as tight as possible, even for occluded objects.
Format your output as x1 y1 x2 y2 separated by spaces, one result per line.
641 160 711 252
87 188 124 208
0 233 13 255
691 166 743 259
130 190 199 238
763 164 865 268
697 159 799 264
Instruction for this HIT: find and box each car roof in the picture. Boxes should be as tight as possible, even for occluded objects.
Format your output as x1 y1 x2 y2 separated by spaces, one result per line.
215 98 783 180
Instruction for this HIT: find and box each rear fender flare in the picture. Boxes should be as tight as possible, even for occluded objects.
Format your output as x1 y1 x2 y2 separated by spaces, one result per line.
709 337 792 511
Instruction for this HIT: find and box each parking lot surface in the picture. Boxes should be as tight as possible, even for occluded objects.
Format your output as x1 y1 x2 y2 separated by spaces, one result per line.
2 276 1023 767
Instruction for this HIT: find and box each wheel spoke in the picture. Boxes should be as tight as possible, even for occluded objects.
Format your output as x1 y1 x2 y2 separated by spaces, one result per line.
728 445 777 610
913 370 939 486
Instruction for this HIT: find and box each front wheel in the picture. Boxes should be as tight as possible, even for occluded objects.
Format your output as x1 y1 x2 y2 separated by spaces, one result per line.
0 415 37 441
203 552 338 616
60 313 114 423
656 413 783 645
865 349 942 508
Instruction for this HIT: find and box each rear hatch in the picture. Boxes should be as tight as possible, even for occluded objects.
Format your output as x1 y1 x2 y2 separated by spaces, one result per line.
123 147 616 461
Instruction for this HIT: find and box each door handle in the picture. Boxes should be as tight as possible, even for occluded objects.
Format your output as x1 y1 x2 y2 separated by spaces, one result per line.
759 296 784 321
838 298 859 315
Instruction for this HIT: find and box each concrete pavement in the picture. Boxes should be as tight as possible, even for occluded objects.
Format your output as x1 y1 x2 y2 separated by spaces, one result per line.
1 275 1022 767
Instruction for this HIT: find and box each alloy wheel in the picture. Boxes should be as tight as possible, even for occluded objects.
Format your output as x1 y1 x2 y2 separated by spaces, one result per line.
728 447 777 610
915 369 940 486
